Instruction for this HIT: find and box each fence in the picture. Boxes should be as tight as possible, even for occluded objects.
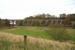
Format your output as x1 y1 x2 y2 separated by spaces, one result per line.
0 35 75 50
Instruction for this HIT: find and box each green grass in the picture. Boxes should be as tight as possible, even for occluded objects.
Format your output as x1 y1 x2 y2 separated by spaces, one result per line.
0 26 75 42
0 26 75 50
67 29 75 41
0 26 52 39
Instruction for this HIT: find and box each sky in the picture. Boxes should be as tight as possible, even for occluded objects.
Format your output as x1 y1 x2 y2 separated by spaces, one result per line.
0 0 75 19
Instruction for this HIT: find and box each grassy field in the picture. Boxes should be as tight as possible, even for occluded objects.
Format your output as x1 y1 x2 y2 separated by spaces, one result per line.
0 32 75 50
0 26 75 50
0 26 75 42
0 26 51 39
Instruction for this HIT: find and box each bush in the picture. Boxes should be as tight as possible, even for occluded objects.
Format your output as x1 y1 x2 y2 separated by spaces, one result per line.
47 27 70 41
72 22 75 29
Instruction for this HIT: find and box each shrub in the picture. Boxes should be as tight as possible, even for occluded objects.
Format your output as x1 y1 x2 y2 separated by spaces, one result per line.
47 27 70 41
72 22 75 29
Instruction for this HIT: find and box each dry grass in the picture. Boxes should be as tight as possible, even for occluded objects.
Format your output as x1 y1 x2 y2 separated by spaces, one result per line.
0 32 24 42
0 32 75 50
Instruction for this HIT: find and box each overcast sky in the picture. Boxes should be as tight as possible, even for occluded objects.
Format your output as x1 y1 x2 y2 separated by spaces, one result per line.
0 0 75 19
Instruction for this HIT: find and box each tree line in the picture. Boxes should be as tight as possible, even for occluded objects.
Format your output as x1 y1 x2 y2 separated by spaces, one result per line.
0 19 10 27
0 13 75 27
23 13 75 26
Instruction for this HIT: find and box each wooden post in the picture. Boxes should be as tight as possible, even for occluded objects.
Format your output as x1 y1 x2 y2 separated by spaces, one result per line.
24 35 27 50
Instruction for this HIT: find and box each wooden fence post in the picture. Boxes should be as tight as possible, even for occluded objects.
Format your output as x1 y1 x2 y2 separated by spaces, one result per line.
24 35 27 50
